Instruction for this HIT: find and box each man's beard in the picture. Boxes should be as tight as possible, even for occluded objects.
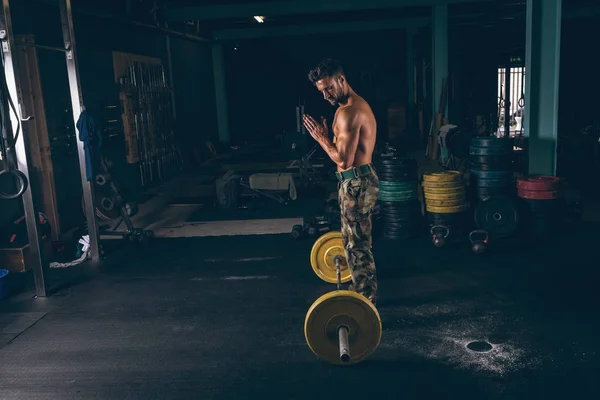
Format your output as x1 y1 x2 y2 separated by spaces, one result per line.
328 91 346 106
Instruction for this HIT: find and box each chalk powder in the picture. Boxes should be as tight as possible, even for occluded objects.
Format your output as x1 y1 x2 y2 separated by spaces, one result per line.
379 300 543 377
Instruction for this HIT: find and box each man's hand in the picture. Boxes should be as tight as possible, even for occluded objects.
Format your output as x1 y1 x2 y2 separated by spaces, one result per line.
303 114 329 144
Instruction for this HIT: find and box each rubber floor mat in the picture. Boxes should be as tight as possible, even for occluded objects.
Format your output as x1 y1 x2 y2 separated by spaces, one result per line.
0 312 47 350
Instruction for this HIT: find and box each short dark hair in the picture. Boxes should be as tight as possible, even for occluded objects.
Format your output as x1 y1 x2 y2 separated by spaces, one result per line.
308 58 344 84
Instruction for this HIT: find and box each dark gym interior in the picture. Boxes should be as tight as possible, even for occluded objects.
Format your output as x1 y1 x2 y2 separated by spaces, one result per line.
0 0 599 399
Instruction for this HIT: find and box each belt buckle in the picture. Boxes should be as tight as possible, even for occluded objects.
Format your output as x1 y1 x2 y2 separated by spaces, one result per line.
351 167 359 178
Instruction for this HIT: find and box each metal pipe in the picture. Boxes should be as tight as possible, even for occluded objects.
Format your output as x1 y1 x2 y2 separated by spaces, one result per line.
14 41 68 53
338 326 350 363
0 0 47 296
59 0 101 262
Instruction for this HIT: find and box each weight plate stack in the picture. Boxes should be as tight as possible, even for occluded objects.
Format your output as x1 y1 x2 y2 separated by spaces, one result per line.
422 171 469 239
469 137 515 202
375 155 421 240
517 176 565 237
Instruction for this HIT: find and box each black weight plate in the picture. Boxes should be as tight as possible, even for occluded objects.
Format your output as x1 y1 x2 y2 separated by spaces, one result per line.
382 208 420 217
382 207 420 215
521 198 562 212
377 156 418 166
470 162 512 171
474 196 519 238
470 137 513 148
383 212 420 221
384 223 421 232
470 170 513 179
474 187 514 197
383 218 420 226
383 226 419 234
470 155 512 165
379 203 420 215
384 232 417 240
376 166 418 176
446 129 472 160
469 146 512 156
375 166 418 176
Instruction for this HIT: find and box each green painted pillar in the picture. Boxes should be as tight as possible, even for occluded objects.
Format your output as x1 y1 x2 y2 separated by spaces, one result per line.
212 44 230 143
406 27 417 132
432 4 448 118
524 0 562 176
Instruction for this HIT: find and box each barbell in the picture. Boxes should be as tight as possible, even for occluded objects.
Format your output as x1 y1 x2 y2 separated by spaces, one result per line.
304 231 382 366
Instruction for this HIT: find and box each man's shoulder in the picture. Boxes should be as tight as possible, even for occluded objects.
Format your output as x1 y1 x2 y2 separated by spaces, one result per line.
339 100 371 122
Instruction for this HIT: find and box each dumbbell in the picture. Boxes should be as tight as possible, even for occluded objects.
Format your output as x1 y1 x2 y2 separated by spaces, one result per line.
304 231 382 366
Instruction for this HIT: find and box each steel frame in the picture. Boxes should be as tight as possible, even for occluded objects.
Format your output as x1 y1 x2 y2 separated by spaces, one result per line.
0 0 100 297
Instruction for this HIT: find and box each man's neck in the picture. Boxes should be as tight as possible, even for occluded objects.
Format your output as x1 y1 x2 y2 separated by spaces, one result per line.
338 89 356 108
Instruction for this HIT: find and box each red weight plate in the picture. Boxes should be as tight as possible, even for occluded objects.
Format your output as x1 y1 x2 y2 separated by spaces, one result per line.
518 189 563 200
517 176 561 191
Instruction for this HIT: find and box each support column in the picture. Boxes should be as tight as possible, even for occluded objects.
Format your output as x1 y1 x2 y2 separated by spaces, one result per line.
212 44 230 143
524 0 562 176
406 27 416 132
432 4 448 118
429 4 448 159
0 0 47 296
165 22 177 121
59 0 100 262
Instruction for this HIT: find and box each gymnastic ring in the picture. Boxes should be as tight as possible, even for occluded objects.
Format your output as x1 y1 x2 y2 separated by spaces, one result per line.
0 169 28 200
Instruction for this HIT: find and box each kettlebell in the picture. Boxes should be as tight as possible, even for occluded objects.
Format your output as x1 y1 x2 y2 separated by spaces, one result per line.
430 225 450 248
469 230 488 254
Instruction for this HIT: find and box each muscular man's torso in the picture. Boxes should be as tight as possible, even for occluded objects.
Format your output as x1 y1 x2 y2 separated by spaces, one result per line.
332 95 377 172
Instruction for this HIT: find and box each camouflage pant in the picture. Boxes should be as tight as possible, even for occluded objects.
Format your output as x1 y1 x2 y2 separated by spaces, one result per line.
338 170 379 303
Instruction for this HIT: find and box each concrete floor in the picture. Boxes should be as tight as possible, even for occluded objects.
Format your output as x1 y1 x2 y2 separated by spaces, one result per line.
2 154 599 398
0 223 599 399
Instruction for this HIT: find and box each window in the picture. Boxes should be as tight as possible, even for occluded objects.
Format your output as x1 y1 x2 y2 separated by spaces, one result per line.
497 66 526 137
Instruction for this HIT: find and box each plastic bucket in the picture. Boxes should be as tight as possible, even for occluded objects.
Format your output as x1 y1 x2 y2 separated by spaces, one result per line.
0 269 8 300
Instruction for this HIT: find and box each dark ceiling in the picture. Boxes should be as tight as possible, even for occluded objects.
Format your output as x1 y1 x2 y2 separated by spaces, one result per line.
25 0 600 42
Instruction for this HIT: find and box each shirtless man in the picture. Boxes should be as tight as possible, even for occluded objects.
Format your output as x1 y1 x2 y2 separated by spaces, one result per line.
303 58 379 305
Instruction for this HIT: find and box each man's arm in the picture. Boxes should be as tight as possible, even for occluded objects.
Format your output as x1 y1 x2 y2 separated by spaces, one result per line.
318 109 360 170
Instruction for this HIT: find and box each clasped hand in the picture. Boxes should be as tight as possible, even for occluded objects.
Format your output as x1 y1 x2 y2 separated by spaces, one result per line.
303 114 329 143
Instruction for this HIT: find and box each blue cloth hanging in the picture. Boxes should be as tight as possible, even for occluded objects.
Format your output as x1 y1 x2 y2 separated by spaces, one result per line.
76 109 103 181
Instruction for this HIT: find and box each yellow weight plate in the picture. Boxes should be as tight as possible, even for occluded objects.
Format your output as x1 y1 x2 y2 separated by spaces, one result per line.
422 186 465 194
310 231 351 284
426 203 469 213
424 191 466 200
421 180 464 189
422 171 462 182
425 198 466 207
304 290 381 366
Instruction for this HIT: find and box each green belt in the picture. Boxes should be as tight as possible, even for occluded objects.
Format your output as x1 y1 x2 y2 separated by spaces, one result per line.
335 163 374 182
